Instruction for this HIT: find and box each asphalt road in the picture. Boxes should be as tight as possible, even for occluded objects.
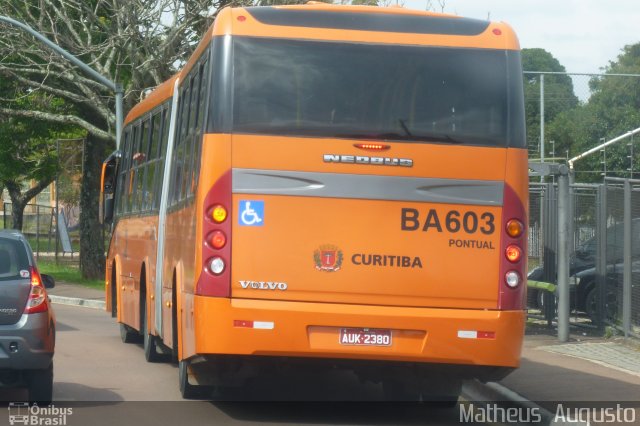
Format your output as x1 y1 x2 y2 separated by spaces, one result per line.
1 304 492 426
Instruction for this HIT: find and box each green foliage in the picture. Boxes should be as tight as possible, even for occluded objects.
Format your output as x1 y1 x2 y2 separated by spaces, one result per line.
351 0 380 5
522 48 579 156
0 74 84 229
552 43 640 182
38 260 104 289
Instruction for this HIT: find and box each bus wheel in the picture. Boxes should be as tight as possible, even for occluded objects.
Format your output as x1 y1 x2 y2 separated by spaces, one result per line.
179 359 200 399
143 303 162 362
120 323 141 344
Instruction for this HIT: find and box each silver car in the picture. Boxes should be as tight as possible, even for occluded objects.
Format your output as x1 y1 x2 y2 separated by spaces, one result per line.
0 230 55 403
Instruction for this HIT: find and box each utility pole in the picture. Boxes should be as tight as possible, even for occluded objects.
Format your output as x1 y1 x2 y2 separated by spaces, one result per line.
628 142 634 179
540 74 545 183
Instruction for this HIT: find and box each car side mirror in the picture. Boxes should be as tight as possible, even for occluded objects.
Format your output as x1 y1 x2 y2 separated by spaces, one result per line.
41 274 55 289
103 197 115 223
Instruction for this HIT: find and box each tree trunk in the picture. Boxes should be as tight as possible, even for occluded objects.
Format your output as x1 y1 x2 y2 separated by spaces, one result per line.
5 181 26 231
79 134 106 279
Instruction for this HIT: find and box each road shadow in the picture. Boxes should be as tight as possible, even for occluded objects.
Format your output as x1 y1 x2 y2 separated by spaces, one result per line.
53 382 124 403
0 382 123 404
207 371 472 425
214 401 466 425
55 320 79 332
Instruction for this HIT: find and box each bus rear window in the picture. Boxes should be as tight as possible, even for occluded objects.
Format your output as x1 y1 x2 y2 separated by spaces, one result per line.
0 239 30 281
232 37 525 148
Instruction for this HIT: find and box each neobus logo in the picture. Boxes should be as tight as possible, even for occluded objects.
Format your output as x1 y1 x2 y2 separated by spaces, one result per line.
323 154 413 167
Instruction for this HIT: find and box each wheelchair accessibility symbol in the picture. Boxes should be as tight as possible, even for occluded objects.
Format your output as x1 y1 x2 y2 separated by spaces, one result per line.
239 200 264 226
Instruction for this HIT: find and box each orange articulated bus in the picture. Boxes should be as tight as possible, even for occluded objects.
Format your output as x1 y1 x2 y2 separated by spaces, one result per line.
101 4 528 401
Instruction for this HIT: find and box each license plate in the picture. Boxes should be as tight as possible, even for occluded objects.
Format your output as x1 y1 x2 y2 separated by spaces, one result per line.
339 328 392 346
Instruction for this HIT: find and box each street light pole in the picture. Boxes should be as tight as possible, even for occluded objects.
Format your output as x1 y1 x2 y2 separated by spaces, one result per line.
0 15 123 149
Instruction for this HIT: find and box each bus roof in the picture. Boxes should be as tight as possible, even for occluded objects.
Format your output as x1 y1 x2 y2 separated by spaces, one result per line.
124 74 178 125
124 4 519 125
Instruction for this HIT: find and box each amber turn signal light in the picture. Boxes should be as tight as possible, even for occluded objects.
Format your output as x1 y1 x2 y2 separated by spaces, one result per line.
506 219 524 238
211 205 227 223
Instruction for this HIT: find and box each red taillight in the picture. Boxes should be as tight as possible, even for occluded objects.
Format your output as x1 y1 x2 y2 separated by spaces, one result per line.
24 267 48 314
505 244 522 263
209 231 227 249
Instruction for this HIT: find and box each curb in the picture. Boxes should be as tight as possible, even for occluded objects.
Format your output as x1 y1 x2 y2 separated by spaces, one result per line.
49 295 106 310
462 380 588 426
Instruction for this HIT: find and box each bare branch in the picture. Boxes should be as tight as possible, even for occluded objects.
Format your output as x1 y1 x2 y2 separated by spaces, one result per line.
0 107 111 141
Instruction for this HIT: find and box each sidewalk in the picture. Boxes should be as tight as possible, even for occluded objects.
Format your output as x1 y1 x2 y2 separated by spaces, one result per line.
497 332 640 416
47 280 106 309
47 282 640 416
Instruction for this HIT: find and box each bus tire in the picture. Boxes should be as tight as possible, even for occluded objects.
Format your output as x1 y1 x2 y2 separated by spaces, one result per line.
143 303 162 363
179 359 200 399
120 323 141 344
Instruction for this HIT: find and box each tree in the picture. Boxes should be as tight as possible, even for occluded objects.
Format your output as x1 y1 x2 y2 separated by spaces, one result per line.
547 43 640 182
521 48 579 158
0 0 241 277
0 74 81 230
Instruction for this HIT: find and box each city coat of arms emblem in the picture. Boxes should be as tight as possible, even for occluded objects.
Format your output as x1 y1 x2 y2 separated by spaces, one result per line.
313 245 343 272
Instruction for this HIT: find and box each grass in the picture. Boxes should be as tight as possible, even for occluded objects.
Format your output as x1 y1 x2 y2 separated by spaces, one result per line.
37 259 104 290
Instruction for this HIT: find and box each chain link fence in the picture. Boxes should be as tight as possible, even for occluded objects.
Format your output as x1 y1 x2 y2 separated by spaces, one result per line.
529 179 640 338
632 187 640 336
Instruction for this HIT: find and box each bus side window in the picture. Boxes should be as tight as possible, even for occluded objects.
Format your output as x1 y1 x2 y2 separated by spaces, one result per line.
154 105 170 210
185 67 202 198
171 89 186 205
135 117 150 212
145 112 162 211
128 123 140 213
193 57 209 190
116 129 130 216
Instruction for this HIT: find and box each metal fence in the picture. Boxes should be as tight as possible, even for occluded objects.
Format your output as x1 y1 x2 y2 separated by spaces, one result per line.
600 179 640 337
529 179 640 338
1 202 76 261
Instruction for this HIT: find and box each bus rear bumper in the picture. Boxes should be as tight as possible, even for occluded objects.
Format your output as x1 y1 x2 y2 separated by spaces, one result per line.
192 296 524 371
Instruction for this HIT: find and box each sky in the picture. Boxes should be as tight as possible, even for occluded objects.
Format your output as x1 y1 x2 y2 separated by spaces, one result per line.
404 0 640 74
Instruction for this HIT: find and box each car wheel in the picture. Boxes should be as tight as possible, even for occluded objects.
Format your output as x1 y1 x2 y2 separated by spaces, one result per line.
27 363 53 404
585 287 618 323
143 307 162 362
536 289 545 310
120 323 141 344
